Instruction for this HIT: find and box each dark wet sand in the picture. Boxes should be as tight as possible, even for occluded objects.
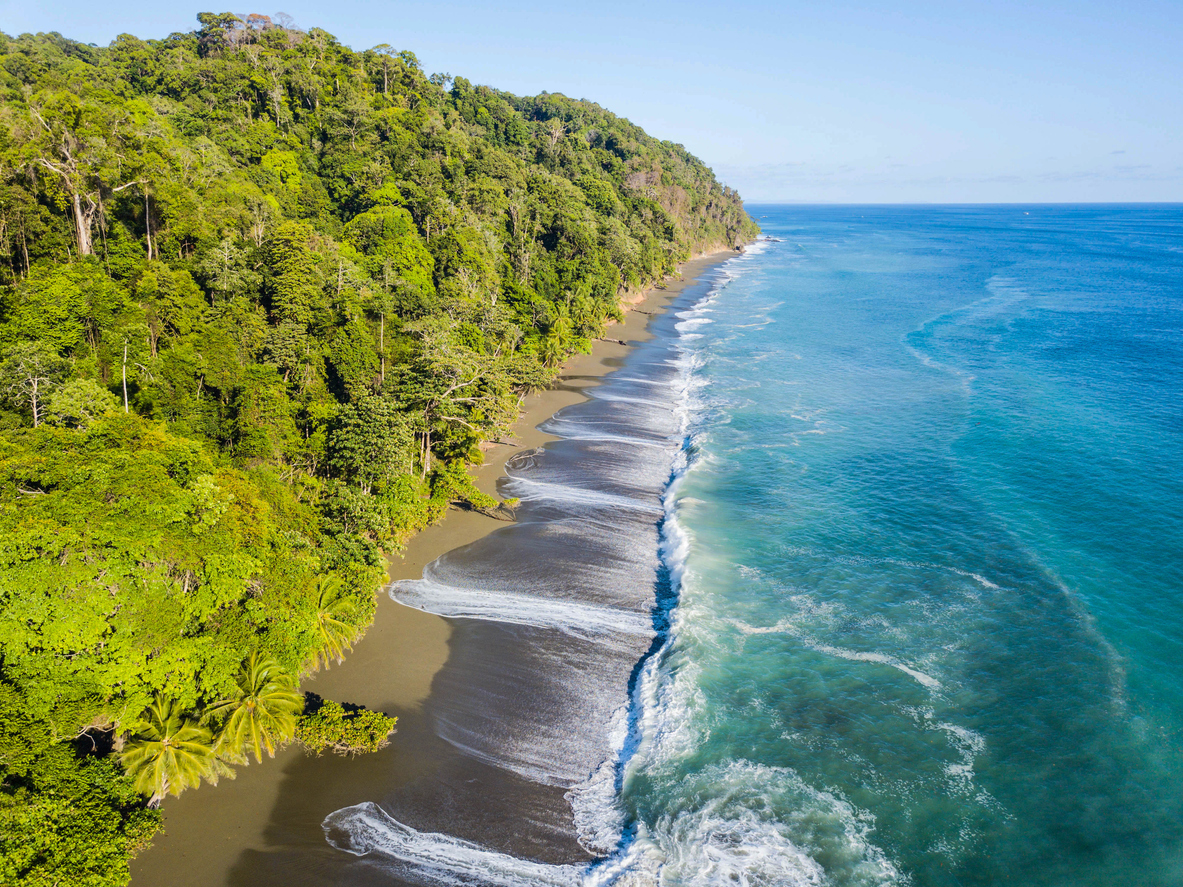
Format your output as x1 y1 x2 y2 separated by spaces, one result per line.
129 249 740 887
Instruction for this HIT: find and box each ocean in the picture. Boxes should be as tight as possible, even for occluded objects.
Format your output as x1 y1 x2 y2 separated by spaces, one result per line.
328 205 1183 886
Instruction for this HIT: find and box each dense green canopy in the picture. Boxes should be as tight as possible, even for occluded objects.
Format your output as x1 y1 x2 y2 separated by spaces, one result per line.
0 12 756 885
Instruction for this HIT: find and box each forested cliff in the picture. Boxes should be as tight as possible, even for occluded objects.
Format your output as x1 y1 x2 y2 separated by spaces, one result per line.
0 13 757 885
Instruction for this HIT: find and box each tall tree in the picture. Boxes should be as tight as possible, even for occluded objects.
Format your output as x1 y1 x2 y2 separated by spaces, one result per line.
310 576 361 670
119 697 228 807
18 92 144 257
205 653 303 763
0 343 68 426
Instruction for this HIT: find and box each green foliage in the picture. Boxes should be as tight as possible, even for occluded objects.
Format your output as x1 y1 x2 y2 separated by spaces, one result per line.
1 260 126 354
309 575 362 670
119 696 230 806
0 741 160 887
295 696 397 757
0 414 340 719
204 652 303 763
45 377 119 429
345 204 435 299
328 394 413 494
431 459 501 512
0 14 756 884
0 342 68 425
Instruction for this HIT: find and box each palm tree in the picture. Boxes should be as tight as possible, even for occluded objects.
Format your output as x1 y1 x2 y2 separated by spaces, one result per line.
120 695 229 806
310 575 361 670
539 316 572 368
205 651 303 763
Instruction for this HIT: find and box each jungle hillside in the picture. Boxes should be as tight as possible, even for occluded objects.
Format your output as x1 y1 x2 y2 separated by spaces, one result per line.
0 12 758 886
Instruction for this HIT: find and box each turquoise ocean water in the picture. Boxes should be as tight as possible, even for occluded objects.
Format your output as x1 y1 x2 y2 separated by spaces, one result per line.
622 205 1183 885
327 205 1183 887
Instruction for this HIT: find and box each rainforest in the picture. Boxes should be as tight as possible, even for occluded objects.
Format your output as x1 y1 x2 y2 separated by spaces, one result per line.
0 13 757 885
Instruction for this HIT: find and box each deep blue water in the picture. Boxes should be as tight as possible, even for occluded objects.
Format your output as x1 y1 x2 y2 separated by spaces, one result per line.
619 205 1183 885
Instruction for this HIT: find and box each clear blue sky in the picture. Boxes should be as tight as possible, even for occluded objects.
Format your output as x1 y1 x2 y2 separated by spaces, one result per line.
3 1 1181 203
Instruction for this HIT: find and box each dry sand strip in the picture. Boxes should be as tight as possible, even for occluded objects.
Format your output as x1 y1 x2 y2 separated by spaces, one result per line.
129 247 741 887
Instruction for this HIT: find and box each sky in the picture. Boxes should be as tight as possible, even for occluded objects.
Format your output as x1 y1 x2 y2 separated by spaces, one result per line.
3 1 1181 203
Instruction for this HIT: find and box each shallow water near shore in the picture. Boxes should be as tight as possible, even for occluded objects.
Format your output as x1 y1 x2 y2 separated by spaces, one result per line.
327 206 1183 886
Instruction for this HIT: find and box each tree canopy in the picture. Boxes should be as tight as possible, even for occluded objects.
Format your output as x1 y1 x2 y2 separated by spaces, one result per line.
0 13 756 886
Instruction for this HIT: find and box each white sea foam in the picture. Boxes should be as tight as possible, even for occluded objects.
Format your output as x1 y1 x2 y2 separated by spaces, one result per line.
619 761 902 887
501 476 663 514
587 390 671 408
391 580 650 637
534 422 670 449
946 567 1002 590
567 706 631 855
747 545 1008 596
324 803 584 886
427 723 586 788
937 721 986 794
324 748 899 887
725 617 942 691
596 247 901 885
813 644 942 691
606 375 669 388
648 812 828 887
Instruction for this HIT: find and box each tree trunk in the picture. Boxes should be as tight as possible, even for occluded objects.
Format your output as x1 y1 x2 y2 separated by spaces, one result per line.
30 377 41 427
379 314 385 383
122 342 129 413
72 193 93 256
19 221 29 276
144 190 153 261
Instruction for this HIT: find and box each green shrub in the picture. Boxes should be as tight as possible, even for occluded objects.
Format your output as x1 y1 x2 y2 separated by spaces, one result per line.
295 696 397 757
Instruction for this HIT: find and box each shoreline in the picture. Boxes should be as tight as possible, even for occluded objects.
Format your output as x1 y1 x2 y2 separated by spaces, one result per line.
129 246 742 887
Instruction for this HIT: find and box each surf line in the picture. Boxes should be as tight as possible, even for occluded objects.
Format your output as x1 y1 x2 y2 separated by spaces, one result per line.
321 432 698 887
323 263 739 887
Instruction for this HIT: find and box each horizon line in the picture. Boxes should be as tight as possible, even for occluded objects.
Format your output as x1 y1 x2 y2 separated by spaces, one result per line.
742 200 1183 206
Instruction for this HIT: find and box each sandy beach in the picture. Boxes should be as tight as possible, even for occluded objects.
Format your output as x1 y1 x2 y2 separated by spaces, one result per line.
129 247 740 887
